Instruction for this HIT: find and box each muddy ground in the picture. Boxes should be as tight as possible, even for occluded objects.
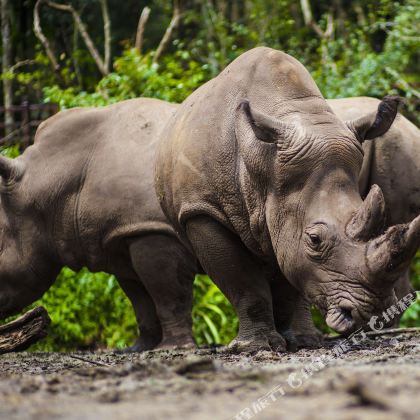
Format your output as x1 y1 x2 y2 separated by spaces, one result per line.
0 330 419 420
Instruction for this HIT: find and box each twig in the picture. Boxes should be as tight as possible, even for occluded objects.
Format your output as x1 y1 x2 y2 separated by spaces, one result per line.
365 327 420 337
33 0 60 72
67 354 111 367
385 67 420 99
9 59 36 73
45 1 109 76
153 0 181 64
135 6 151 55
324 327 420 341
300 0 334 39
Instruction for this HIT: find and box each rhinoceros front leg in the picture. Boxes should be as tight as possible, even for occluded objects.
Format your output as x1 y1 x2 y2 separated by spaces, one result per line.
265 265 322 349
128 234 196 350
117 277 162 352
186 215 286 353
290 295 323 349
265 266 300 352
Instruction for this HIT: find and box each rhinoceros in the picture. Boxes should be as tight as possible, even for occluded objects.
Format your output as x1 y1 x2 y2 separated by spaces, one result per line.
0 49 418 353
291 96 420 344
0 98 199 351
155 47 420 352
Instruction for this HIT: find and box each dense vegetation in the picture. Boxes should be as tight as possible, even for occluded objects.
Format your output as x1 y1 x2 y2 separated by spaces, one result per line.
0 0 419 350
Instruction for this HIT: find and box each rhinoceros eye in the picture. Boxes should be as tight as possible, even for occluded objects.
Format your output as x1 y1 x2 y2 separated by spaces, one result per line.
305 223 329 252
308 233 321 246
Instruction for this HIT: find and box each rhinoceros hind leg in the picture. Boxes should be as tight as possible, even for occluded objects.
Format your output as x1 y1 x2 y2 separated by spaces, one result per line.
186 215 286 353
129 235 196 350
392 270 415 327
117 277 162 352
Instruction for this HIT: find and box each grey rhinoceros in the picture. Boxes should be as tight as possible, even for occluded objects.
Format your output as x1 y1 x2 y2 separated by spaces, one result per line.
0 98 199 351
155 47 420 352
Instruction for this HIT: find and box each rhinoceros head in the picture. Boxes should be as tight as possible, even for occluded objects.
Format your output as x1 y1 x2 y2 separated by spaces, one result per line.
235 95 419 334
0 155 55 320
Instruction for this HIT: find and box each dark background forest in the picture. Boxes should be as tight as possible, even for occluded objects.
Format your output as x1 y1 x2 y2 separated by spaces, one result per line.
0 0 419 350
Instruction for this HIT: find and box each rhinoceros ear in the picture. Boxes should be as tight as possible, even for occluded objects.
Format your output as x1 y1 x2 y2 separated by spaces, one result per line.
0 155 23 182
235 99 294 145
346 96 401 143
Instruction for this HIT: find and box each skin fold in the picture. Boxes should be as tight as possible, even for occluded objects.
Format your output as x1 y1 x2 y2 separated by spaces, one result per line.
0 49 418 352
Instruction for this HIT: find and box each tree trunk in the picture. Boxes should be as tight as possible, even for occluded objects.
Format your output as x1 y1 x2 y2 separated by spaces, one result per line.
100 0 111 73
1 0 13 136
0 307 51 354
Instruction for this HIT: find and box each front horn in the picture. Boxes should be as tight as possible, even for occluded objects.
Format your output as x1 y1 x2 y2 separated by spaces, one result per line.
346 184 386 241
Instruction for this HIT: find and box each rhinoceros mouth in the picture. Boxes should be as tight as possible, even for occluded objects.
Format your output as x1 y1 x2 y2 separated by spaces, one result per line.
326 306 356 335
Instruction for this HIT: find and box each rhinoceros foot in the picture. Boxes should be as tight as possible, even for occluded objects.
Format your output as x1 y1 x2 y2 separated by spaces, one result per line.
227 330 287 354
117 335 162 353
294 332 324 349
155 337 196 351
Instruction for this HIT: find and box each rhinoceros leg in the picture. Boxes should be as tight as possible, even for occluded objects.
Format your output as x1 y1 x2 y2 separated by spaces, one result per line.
186 216 286 353
263 265 299 351
128 234 196 350
289 295 323 349
392 270 415 326
117 277 162 352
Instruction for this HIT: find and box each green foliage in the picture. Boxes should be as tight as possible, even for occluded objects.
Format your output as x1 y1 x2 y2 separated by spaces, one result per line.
311 0 420 123
401 252 420 327
25 269 237 351
192 275 238 346
30 268 138 351
43 49 211 108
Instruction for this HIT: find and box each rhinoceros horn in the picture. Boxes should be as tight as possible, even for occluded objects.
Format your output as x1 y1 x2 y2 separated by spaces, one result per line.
0 155 22 181
346 184 386 241
366 215 420 278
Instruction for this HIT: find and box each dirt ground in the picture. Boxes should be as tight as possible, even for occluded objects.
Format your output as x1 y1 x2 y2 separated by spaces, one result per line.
0 330 419 420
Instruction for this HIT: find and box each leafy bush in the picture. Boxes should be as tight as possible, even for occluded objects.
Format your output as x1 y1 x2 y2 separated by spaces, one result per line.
26 270 236 351
401 252 420 327
44 49 210 108
192 275 238 346
30 268 137 351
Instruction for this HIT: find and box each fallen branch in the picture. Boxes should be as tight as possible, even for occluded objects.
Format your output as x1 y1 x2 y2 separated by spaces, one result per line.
325 327 420 341
0 306 51 354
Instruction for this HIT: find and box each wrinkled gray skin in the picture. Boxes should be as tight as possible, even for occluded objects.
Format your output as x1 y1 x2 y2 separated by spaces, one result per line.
0 98 199 351
156 47 420 352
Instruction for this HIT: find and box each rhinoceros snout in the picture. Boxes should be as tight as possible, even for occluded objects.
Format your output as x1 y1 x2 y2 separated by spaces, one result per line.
326 306 356 334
